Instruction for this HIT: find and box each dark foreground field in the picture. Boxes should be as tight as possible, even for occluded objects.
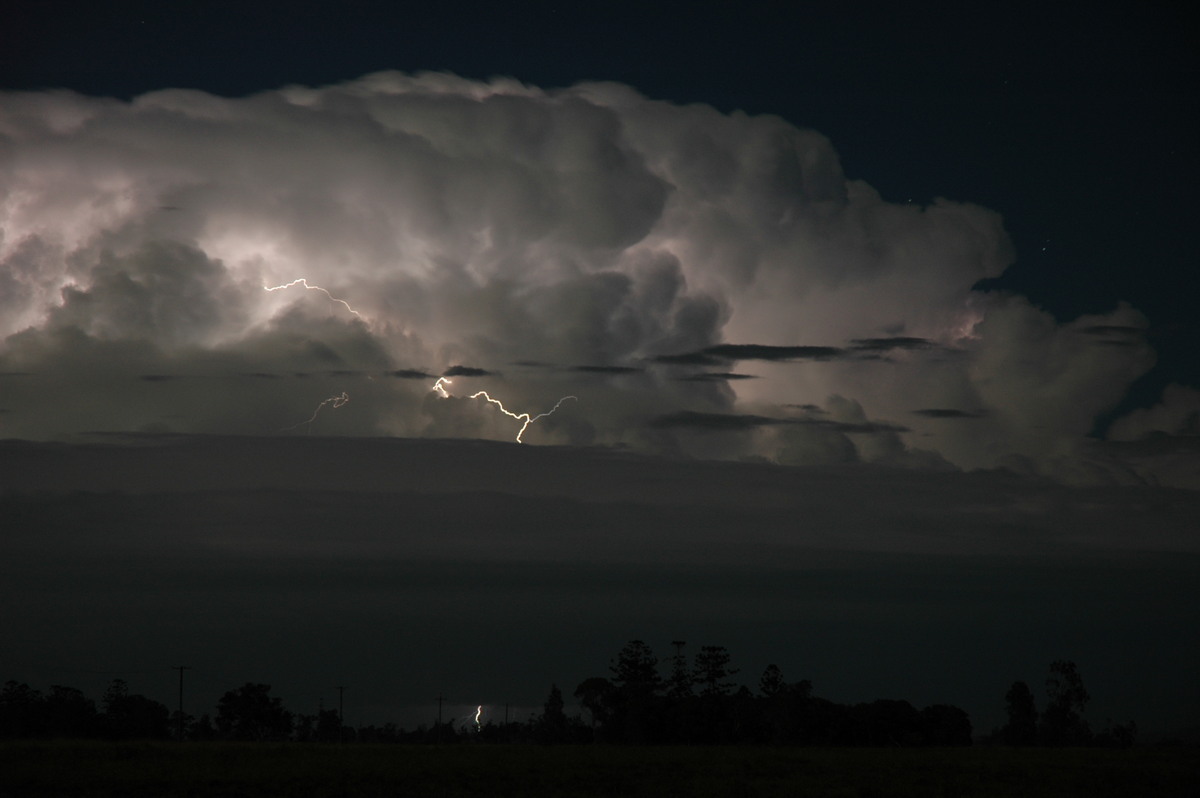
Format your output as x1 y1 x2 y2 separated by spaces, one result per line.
2 742 1196 797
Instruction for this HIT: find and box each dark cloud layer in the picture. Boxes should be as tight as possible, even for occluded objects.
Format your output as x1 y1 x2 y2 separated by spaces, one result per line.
442 365 494 377
848 337 937 352
699 344 845 362
912 408 987 419
572 365 643 375
650 410 909 436
650 411 781 431
678 372 757 382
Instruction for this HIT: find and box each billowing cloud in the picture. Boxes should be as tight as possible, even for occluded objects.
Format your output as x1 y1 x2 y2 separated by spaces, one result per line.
1108 384 1200 441
0 72 1183 482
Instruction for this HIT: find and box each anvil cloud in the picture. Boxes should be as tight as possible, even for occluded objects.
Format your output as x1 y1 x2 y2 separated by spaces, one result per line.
1 72 1192 484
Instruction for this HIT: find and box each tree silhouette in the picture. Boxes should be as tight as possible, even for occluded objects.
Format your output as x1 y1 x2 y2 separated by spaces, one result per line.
101 679 170 740
191 713 217 741
215 683 294 742
610 640 661 694
757 667 809 742
0 681 43 738
759 664 785 698
851 699 922 746
574 676 615 733
681 646 739 742
1040 660 1091 746
667 641 693 699
43 685 98 738
608 640 664 743
693 646 739 697
0 637 1001 747
1002 681 1038 746
918 704 973 746
315 707 343 743
1093 718 1138 749
537 684 568 743
169 710 194 742
293 713 316 742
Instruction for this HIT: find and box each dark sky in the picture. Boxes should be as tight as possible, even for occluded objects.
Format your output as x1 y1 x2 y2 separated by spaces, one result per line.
1 2 1197 735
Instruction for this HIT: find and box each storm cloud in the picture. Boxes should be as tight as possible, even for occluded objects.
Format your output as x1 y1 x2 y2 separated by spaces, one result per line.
0 73 1177 482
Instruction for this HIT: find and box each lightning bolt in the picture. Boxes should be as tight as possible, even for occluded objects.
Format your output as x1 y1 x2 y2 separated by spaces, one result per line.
474 705 482 732
469 391 577 443
281 391 349 432
263 278 364 320
431 378 577 443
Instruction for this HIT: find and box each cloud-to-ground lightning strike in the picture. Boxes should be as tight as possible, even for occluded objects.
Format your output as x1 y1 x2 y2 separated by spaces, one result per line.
431 378 577 443
470 391 577 443
281 391 349 432
263 278 365 320
475 705 482 732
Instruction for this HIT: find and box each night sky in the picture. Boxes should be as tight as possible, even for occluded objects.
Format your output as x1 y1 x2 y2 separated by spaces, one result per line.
1 2 1197 735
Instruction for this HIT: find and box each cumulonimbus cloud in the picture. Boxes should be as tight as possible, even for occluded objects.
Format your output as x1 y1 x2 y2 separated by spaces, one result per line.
0 72 1182 484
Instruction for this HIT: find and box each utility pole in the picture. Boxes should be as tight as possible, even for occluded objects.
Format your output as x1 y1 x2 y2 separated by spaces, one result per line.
336 685 346 743
172 666 191 742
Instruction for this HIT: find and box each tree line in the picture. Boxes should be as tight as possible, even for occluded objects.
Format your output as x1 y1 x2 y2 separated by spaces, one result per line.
0 643 1135 746
564 640 970 745
986 659 1137 748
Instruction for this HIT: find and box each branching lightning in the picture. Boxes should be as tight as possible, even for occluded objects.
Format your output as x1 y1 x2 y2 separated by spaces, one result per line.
263 278 364 319
282 391 349 432
469 391 577 443
430 378 577 443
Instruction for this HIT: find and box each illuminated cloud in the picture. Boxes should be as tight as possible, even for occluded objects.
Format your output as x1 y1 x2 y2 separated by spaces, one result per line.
1108 383 1200 441
0 72 1180 482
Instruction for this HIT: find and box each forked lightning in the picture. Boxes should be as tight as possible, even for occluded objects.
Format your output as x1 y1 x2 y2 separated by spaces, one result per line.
263 278 364 319
431 378 577 443
282 391 350 432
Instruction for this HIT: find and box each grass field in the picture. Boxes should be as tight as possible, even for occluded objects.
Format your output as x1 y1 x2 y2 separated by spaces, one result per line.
1 741 1196 797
